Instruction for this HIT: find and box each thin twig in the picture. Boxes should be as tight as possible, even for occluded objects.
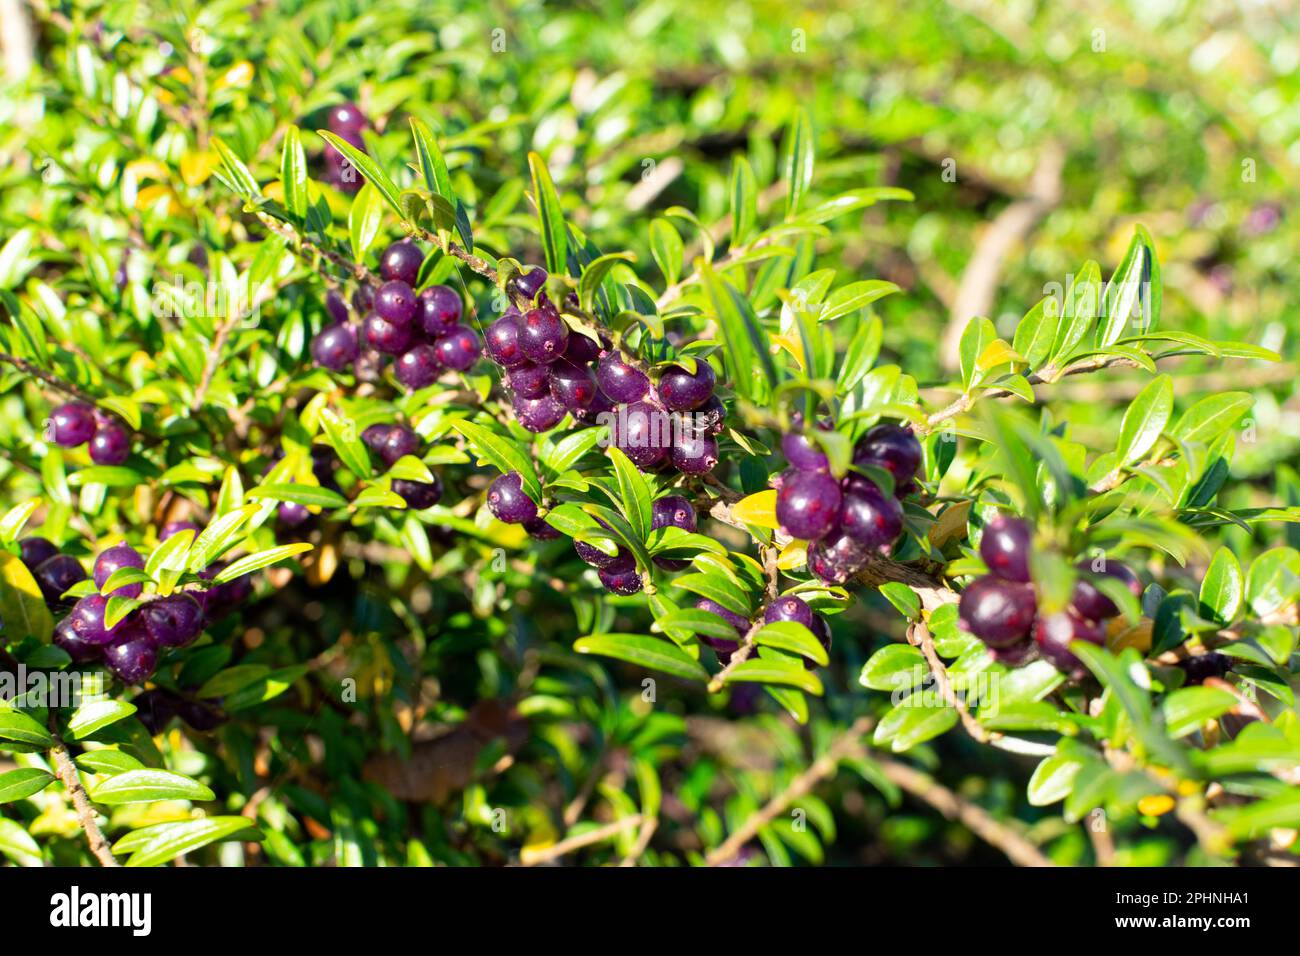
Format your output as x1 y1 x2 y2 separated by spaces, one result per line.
519 815 642 866
47 722 119 867
0 352 98 403
908 621 996 744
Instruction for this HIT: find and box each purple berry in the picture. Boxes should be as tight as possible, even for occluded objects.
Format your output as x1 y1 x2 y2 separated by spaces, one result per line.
549 361 598 411
434 326 481 372
693 395 726 436
133 690 179 734
417 285 463 336
658 360 716 412
514 394 567 432
695 598 749 652
88 419 131 465
854 423 923 494
486 472 537 524
564 332 602 363
379 240 423 286
776 469 842 541
839 477 903 552
19 537 58 571
507 267 548 303
572 387 615 426
49 402 96 447
807 532 869 585
395 344 441 390
1070 560 1142 621
311 322 360 371
575 538 619 568
353 283 375 314
507 362 552 399
651 494 697 571
103 623 157 684
34 554 86 604
596 352 649 403
362 424 420 467
610 401 669 469
1034 610 1105 677
764 595 815 629
980 516 1033 583
782 432 829 471
1180 652 1231 686
325 289 350 323
160 521 200 541
959 576 1039 647
518 307 569 364
141 593 205 648
485 312 528 369
67 594 128 645
94 543 145 598
375 280 417 326
54 617 101 663
669 430 718 475
278 501 311 527
363 313 414 354
598 551 643 595
327 102 367 135
990 640 1037 667
393 477 443 510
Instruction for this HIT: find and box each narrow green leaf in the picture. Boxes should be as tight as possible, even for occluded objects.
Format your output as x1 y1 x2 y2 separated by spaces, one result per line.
119 817 262 867
527 151 568 275
1115 374 1173 466
211 543 312 584
782 107 815 218
68 699 138 740
279 125 308 218
90 769 215 805
574 633 709 682
318 131 402 216
0 768 54 803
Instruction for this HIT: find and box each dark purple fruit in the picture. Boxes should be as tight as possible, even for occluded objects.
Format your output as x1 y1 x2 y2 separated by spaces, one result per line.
959 576 1038 647
363 313 414 355
103 624 157 684
485 312 528 369
1180 652 1232 686
514 394 566 432
486 472 537 524
549 361 597 411
597 551 643 595
141 593 205 647
764 595 815 629
395 344 441 390
1070 560 1142 621
353 283 376 314
94 543 145 598
178 700 227 732
523 516 560 540
327 102 367 135
1034 610 1105 677
854 423 923 493
311 322 360 371
695 598 748 652
596 352 649 403
133 690 179 734
658 360 716 412
782 432 828 471
980 516 1033 583
776 469 842 541
379 240 423 285
278 501 311 527
375 280 417 325
839 476 903 552
160 521 200 541
518 307 568 364
54 617 101 663
393 477 443 510
18 537 58 571
506 362 551 399
434 326 481 372
651 494 697 571
807 532 869 585
563 332 602 363
325 289 350 323
34 554 87 604
89 419 130 465
574 539 619 568
693 395 726 435
990 639 1037 667
49 402 96 447
67 594 127 645
417 285 462 336
669 431 718 475
611 401 669 469
362 424 420 467
507 267 548 303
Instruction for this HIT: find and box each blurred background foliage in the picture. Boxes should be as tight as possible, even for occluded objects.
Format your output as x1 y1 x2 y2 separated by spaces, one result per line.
0 0 1296 866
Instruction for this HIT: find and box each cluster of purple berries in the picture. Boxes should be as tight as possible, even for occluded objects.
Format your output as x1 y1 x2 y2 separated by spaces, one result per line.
775 422 919 585
958 515 1144 677
695 593 831 668
310 240 482 390
360 423 444 510
323 102 367 193
46 402 131 465
18 537 250 684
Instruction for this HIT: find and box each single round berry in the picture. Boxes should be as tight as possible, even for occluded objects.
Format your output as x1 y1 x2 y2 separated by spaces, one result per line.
990 639 1037 667
34 554 86 604
959 576 1038 647
1034 610 1105 677
363 313 413 354
486 472 537 524
574 539 619 568
807 532 869 585
854 423 923 493
695 598 749 652
485 312 528 369
54 617 101 663
311 322 360 371
18 536 58 571
658 360 716 412
670 431 718 475
89 419 130 465
1180 652 1232 686
518 307 569 364
764 595 815 629
596 352 649 403
597 551 643 596
782 432 829 471
353 283 376 314
776 469 843 541
507 362 551 399
159 521 200 541
651 494 698 571
393 477 443 510
611 401 669 469
141 593 205 648
395 344 441 390
327 102 367 135
133 689 179 734
362 423 420 467
375 280 417 326
572 387 615 426
103 625 158 684
94 543 145 598
839 476 903 552
1070 560 1142 621
379 240 423 285
563 332 602 363
523 516 561 540
549 361 598 411
507 267 548 303
417 285 463 336
694 395 727 436
67 594 127 645
434 326 482 372
325 288 350 323
49 402 96 447
980 515 1033 583
278 501 311 527
514 394 567 433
